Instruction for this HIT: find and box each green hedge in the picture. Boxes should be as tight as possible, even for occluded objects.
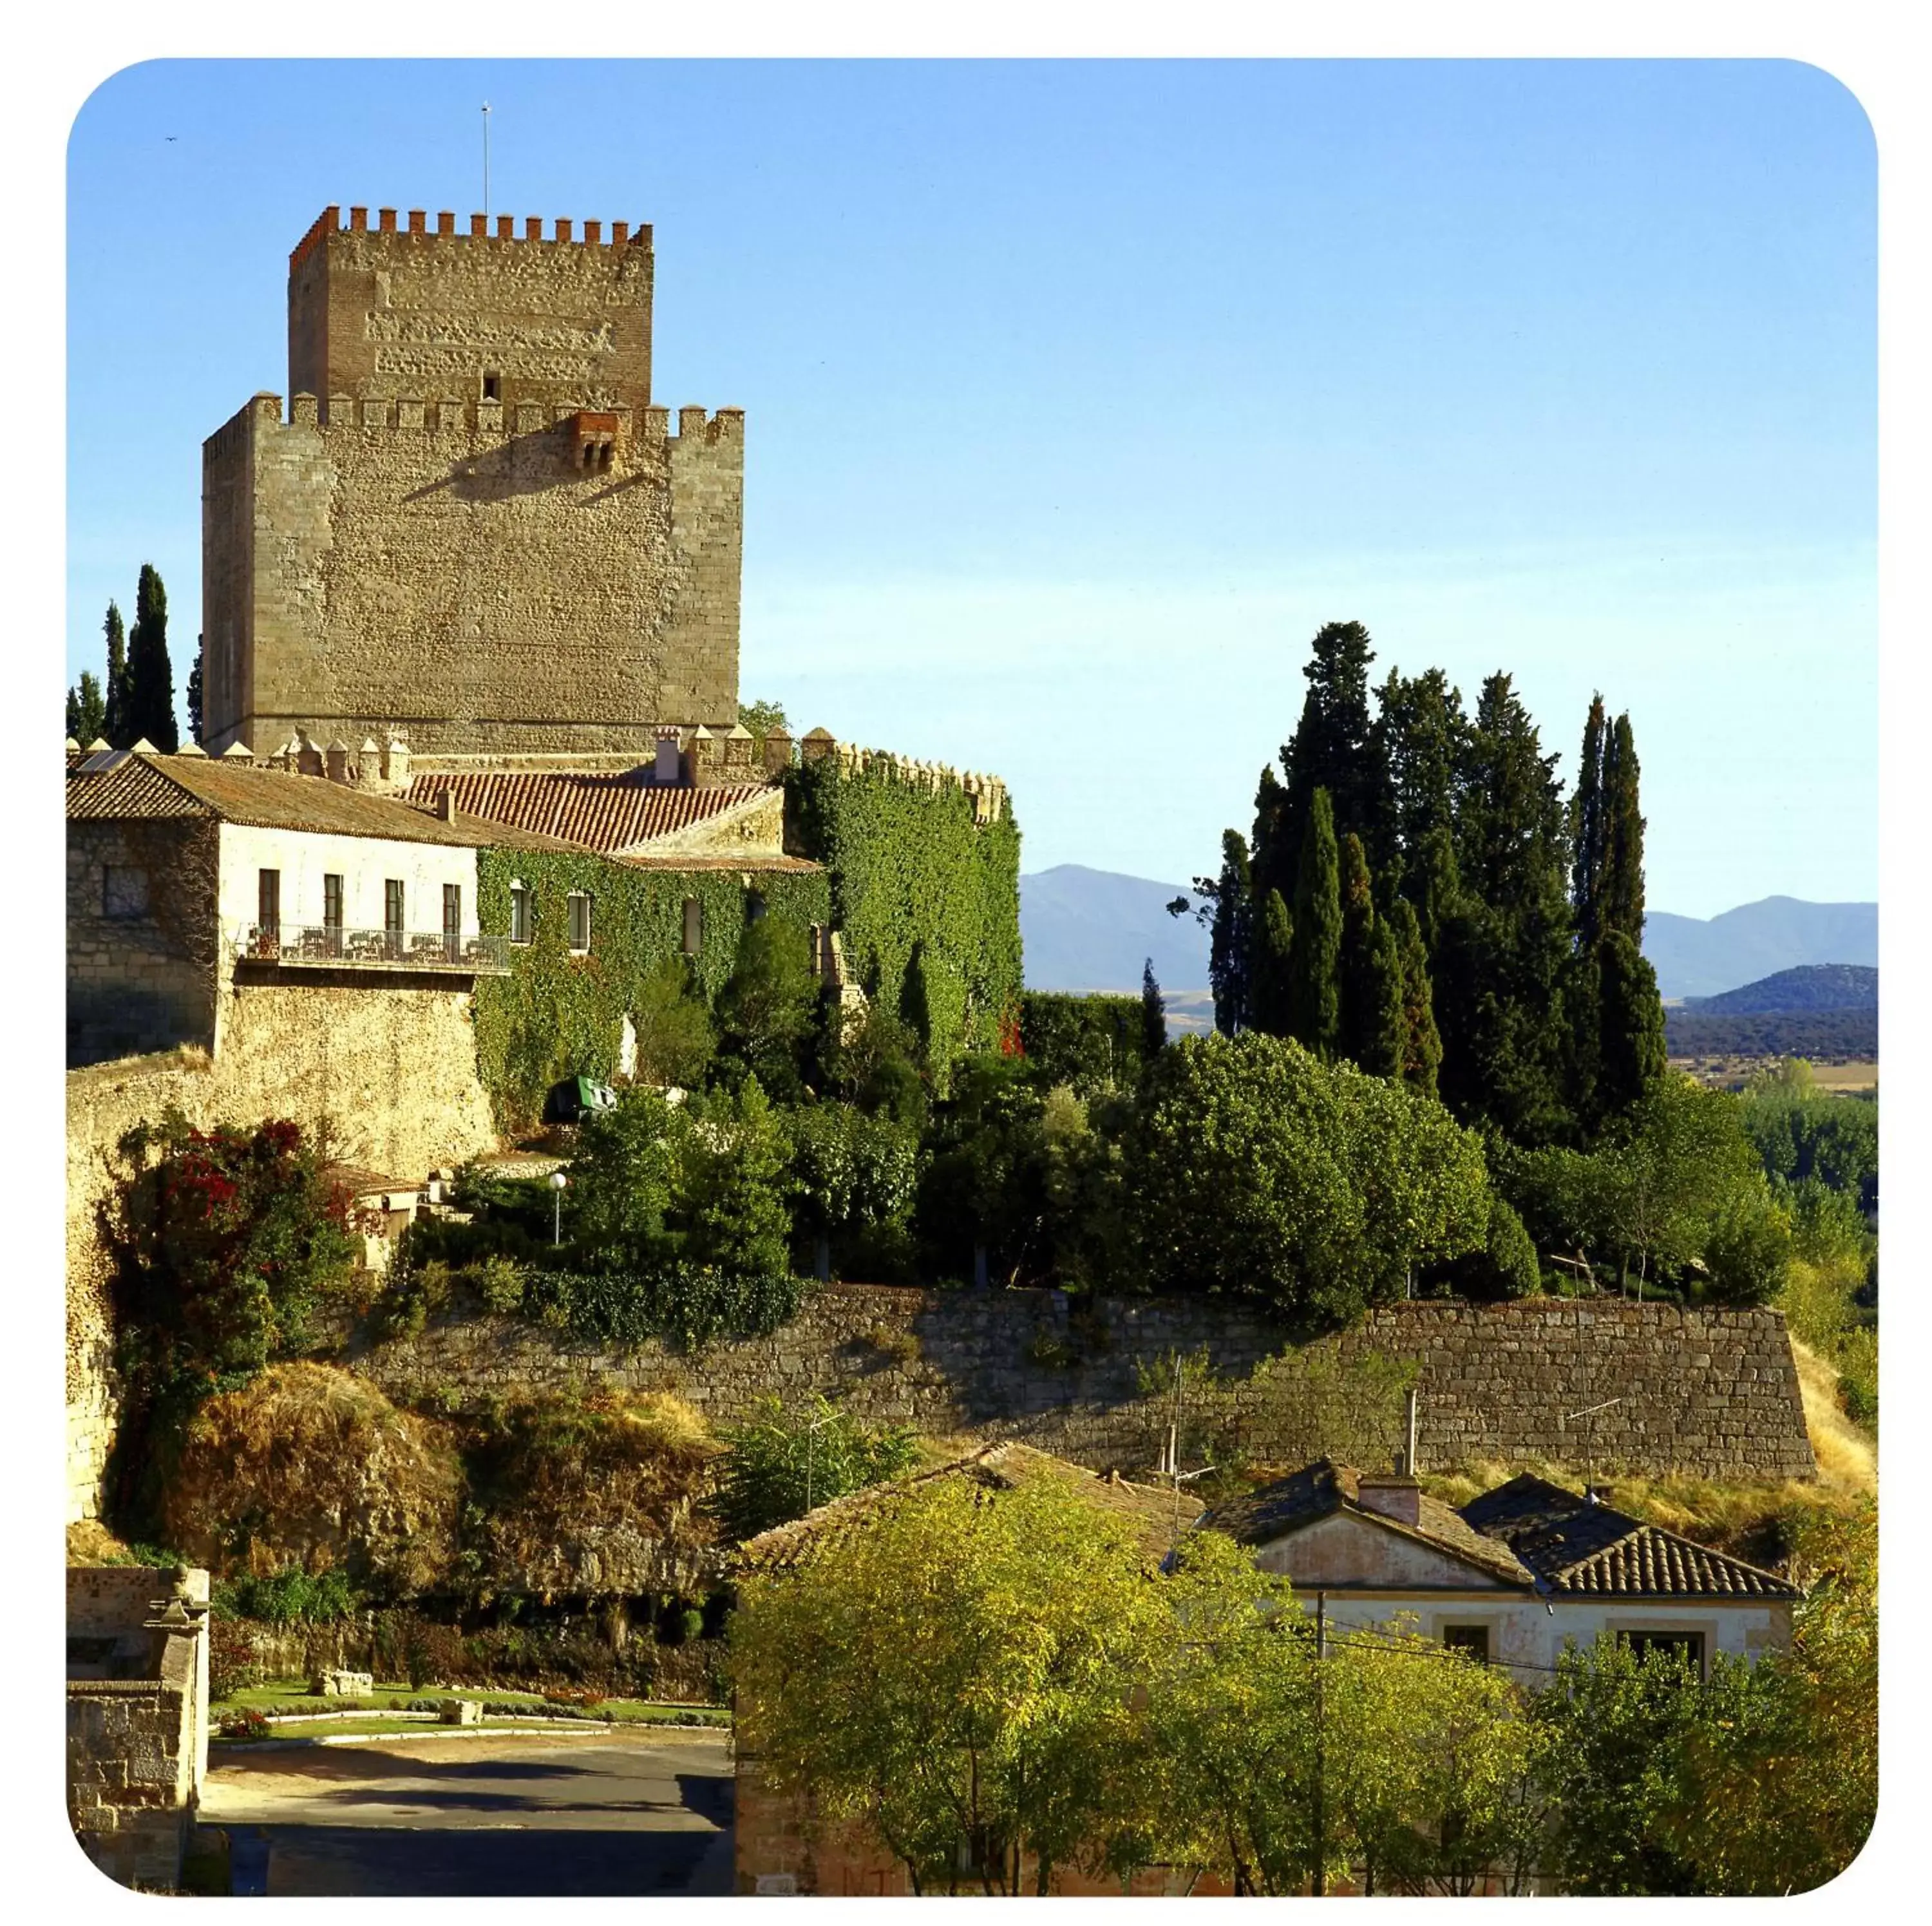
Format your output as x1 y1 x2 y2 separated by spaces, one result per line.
1017 992 1150 1090
786 758 1023 1088
472 848 830 1129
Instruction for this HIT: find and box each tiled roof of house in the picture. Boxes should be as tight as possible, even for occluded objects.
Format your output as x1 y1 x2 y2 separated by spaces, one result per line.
614 853 822 875
1457 1474 1799 1599
737 1442 1194 1575
407 771 772 853
1199 1459 1535 1587
66 754 582 852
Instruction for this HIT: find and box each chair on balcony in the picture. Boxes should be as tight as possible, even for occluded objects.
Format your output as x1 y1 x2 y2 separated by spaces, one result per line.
346 930 385 964
410 933 445 965
296 928 331 962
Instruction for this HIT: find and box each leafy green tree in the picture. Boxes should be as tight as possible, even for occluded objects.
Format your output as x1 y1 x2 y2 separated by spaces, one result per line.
102 600 131 747
677 1076 794 1279
1287 788 1343 1058
1139 957 1167 1063
1390 899 1443 1097
712 1392 918 1541
786 1102 922 1280
1374 665 1472 905
66 669 106 744
730 1467 1171 1894
127 562 178 752
1128 1033 1492 1330
715 914 820 1098
627 953 716 1089
915 1055 1052 1286
565 1087 684 1254
819 1003 927 1126
738 697 790 759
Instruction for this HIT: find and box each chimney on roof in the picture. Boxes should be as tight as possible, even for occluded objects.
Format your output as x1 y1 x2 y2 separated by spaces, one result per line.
325 739 352 784
435 789 457 824
1585 1483 1613 1507
654 730 683 785
1355 1474 1423 1529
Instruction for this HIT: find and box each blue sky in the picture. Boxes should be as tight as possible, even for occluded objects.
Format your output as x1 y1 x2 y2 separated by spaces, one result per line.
66 58 1875 919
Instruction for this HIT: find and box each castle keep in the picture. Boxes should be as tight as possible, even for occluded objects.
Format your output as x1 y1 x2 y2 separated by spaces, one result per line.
200 206 743 760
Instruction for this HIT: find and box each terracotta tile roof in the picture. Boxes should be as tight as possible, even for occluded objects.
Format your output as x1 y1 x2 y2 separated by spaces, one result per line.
1457 1475 1799 1599
407 772 772 853
737 1442 1193 1575
66 754 581 852
614 853 822 874
1200 1459 1535 1587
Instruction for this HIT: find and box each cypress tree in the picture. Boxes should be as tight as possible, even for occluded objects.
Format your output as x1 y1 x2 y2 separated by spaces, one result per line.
1140 958 1167 1063
126 564 178 752
66 672 106 745
1250 888 1296 1038
1287 788 1343 1058
1600 713 1645 942
1374 664 1472 904
1596 930 1666 1116
186 633 205 746
1390 899 1443 1097
1273 621 1395 876
102 602 131 748
1338 830 1378 1064
1570 692 1608 946
1361 916 1406 1080
1206 828 1255 1038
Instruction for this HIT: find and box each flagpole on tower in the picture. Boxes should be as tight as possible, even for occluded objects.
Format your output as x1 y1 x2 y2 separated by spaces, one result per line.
482 102 491 222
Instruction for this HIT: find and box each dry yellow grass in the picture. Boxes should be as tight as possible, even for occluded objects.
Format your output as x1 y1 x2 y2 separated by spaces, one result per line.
1789 1335 1877 1493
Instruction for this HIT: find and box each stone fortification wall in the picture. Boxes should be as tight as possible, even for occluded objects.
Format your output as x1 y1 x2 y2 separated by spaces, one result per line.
202 391 742 760
65 987 495 1523
340 1289 1815 1483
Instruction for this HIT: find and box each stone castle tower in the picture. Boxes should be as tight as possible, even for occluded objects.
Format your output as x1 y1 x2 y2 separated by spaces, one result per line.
200 205 743 760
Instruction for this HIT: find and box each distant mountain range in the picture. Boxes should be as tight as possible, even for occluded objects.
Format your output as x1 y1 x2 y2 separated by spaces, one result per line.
1020 867 1876 1007
1684 964 1877 1016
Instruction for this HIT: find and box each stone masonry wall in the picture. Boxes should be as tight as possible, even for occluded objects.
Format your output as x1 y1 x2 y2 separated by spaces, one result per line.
65 986 495 1523
339 1289 1815 1483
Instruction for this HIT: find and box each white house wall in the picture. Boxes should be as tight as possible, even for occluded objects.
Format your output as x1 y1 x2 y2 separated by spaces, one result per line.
218 823 480 946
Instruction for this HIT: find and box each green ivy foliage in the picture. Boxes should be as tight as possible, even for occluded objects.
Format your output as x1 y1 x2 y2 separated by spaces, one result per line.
471 848 830 1130
786 758 1023 1091
526 1263 802 1352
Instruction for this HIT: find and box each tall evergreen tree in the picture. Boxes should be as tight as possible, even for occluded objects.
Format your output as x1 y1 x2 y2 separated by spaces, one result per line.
66 671 106 745
1374 665 1473 903
1139 958 1168 1063
1202 828 1255 1037
102 601 131 748
186 633 205 746
1599 713 1645 943
1569 692 1609 947
126 564 178 752
1250 888 1296 1039
1287 788 1343 1059
1596 930 1666 1116
1360 916 1407 1080
1390 899 1443 1098
1338 831 1379 1065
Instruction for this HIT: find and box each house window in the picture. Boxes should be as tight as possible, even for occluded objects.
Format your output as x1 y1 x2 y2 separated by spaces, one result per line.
444 883 462 961
509 880 531 946
101 864 149 920
385 879 404 960
682 896 703 956
567 891 592 954
258 868 281 935
1442 1625 1491 1666
1620 1630 1706 1675
323 873 345 958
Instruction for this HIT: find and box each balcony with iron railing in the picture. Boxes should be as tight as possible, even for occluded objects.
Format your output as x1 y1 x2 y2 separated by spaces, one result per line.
231 924 513 975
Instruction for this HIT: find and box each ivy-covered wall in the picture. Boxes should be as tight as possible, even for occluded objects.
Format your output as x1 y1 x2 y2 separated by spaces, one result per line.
473 849 831 1129
786 759 1023 1084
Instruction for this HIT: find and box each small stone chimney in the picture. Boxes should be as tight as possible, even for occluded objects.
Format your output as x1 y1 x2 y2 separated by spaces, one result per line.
435 789 458 824
654 730 683 785
1354 1474 1423 1529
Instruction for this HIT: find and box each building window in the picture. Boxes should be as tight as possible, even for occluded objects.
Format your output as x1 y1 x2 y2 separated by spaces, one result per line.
482 370 500 401
101 864 150 920
1442 1625 1491 1666
1620 1630 1706 1676
258 868 281 935
746 890 767 924
682 896 703 956
323 873 345 958
444 883 462 961
385 879 404 960
568 891 592 954
509 880 531 946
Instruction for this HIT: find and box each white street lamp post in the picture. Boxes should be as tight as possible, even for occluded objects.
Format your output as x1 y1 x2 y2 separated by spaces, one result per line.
550 1170 567 1247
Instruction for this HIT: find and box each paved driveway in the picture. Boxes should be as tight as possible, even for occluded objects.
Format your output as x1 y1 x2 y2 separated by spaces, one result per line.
200 1728 734 1896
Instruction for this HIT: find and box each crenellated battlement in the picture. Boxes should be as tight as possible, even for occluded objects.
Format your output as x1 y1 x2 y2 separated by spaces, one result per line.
799 729 1009 825
205 391 743 452
290 204 652 274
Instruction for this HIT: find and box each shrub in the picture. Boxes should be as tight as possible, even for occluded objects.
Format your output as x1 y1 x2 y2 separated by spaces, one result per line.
217 1709 270 1742
712 1394 920 1541
207 1618 262 1701
526 1262 802 1351
213 1565 361 1625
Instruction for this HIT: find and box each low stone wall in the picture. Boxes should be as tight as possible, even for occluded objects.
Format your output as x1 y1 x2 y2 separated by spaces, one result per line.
340 1289 1815 1483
